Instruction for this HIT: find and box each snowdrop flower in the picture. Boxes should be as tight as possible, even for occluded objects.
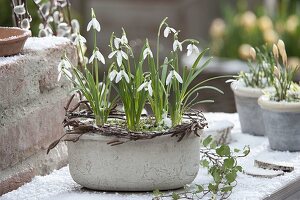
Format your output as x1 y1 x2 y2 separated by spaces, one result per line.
166 70 183 85
173 40 182 51
186 44 199 56
164 26 176 38
21 18 30 30
53 11 63 23
71 19 80 33
33 0 41 4
108 49 128 67
115 70 130 83
40 2 50 16
114 35 128 49
38 29 48 37
137 80 153 96
108 69 118 81
161 111 172 128
89 49 105 64
87 17 101 32
143 47 153 60
74 34 86 45
14 4 26 15
57 59 72 81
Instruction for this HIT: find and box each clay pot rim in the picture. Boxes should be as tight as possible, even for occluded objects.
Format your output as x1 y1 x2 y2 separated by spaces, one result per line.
0 27 31 44
258 95 300 113
231 80 273 98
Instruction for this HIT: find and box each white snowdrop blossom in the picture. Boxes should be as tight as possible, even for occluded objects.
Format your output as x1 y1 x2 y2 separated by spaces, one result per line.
89 49 105 64
57 59 72 81
137 80 153 96
87 17 101 32
173 40 182 52
108 70 118 81
14 4 26 15
161 110 172 128
143 47 153 60
166 70 183 85
33 0 41 4
186 44 199 56
74 34 86 45
71 19 80 33
21 18 30 30
108 49 128 67
163 26 176 38
115 70 130 83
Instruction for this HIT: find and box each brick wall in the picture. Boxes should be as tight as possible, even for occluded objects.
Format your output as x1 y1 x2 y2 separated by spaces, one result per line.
0 37 77 195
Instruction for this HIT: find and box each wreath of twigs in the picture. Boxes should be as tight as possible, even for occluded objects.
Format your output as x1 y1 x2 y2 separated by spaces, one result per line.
47 94 207 154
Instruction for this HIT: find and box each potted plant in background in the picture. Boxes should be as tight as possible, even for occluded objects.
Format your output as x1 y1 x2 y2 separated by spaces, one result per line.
48 8 249 199
231 46 274 136
258 39 300 151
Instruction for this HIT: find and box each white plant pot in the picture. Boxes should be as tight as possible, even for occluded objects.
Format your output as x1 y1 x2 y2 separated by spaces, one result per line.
231 80 266 136
258 95 300 151
67 130 202 191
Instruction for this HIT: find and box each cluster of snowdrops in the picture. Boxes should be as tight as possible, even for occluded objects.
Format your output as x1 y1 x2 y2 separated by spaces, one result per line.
57 9 222 131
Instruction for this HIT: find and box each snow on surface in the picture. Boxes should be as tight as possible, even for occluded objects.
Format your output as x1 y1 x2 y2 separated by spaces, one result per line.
2 113 300 200
0 37 71 66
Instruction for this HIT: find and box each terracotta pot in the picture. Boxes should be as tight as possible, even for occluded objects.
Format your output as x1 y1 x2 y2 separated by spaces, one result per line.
67 130 201 191
258 95 300 151
0 27 31 57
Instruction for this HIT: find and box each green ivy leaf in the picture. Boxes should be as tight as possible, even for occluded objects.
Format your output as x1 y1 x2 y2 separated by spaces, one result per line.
216 145 231 156
172 192 180 200
226 171 237 183
236 166 243 172
203 135 213 147
153 189 162 197
200 159 210 168
210 141 217 149
196 184 204 193
221 186 233 192
234 148 240 153
224 158 234 169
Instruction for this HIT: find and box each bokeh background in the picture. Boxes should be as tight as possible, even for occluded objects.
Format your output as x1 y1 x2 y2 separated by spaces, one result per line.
2 0 300 112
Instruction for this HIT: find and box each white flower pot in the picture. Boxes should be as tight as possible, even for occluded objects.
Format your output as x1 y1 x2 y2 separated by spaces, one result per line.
258 95 300 151
231 81 266 136
67 130 202 191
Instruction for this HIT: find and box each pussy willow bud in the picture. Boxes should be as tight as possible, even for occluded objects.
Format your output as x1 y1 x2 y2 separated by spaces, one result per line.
249 47 256 60
277 39 288 66
272 44 279 61
273 66 280 78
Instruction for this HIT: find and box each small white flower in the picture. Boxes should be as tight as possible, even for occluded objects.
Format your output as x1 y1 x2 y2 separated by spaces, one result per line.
108 70 118 81
186 44 199 56
38 29 48 37
121 34 128 45
137 80 153 96
163 26 176 38
71 19 80 33
108 50 128 67
21 18 30 30
33 0 41 4
166 70 183 85
74 34 86 45
89 49 105 64
143 47 153 60
87 17 101 32
173 40 182 51
14 4 26 15
57 59 72 81
115 70 130 83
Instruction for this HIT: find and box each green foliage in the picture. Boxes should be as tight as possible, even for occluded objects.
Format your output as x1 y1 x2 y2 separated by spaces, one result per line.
239 46 275 88
210 0 300 59
153 136 250 200
270 40 300 102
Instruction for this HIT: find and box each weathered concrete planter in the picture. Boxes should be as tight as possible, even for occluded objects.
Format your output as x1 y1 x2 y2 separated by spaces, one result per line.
67 130 201 191
231 81 265 136
258 95 300 152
